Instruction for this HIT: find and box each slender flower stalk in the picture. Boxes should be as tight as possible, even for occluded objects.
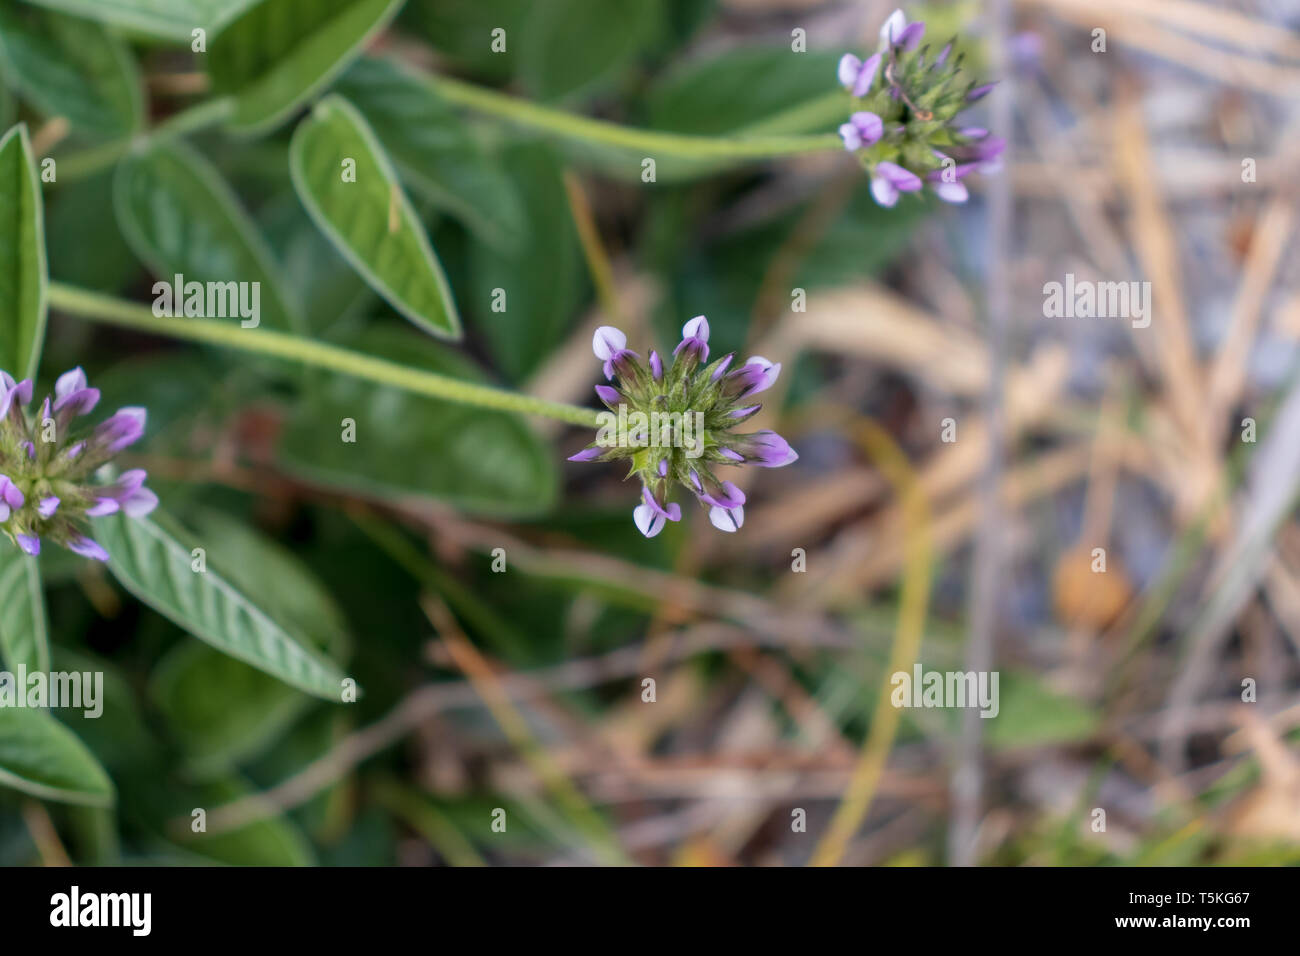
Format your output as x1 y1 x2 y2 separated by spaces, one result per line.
427 73 841 161
837 8 1004 207
0 367 157 559
46 283 602 428
571 317 798 537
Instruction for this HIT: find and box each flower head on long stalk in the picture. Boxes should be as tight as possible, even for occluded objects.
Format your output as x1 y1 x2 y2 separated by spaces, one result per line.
837 7 1004 206
573 318 797 536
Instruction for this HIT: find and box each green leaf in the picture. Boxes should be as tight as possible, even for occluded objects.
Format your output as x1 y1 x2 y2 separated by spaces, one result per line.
289 94 461 339
552 45 840 182
151 642 312 775
0 548 48 674
0 63 15 131
401 0 528 81
113 140 301 331
519 0 663 102
174 775 314 865
552 45 843 183
17 0 255 39
0 123 47 380
259 193 373 334
46 171 136 294
151 510 349 773
0 5 142 136
210 0 406 134
0 707 114 806
92 351 232 455
51 647 155 773
468 141 583 382
278 325 558 516
335 57 525 251
91 510 350 701
187 510 350 658
647 46 842 135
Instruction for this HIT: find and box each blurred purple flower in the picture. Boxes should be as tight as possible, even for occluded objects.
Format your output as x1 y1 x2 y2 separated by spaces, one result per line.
839 111 884 152
870 161 923 207
836 7 1003 209
837 53 881 97
0 368 158 562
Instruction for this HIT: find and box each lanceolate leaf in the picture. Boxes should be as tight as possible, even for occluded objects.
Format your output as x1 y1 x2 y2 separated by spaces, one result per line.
279 326 557 515
468 141 583 382
92 511 350 701
209 0 406 134
114 141 301 331
519 0 662 102
335 57 525 252
0 65 13 130
16 0 255 39
150 510 351 773
0 123 46 380
290 94 461 339
151 642 313 775
178 775 314 865
0 548 49 674
647 47 843 135
0 5 143 136
187 510 350 658
0 707 115 806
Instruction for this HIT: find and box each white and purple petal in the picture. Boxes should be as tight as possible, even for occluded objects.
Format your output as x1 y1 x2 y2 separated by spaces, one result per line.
633 503 667 538
121 487 158 518
839 111 883 152
742 430 799 467
0 475 24 511
53 387 100 417
68 535 110 562
837 53 863 89
708 505 745 532
592 326 627 360
895 21 925 51
931 179 969 203
55 367 88 400
94 407 147 453
879 8 908 49
86 498 120 517
682 315 710 342
641 486 682 522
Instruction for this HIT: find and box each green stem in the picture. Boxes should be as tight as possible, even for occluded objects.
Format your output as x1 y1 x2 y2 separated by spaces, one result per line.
428 74 842 160
54 97 235 182
46 283 602 428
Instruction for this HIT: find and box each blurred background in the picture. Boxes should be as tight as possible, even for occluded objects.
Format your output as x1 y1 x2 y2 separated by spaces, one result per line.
3 0 1300 866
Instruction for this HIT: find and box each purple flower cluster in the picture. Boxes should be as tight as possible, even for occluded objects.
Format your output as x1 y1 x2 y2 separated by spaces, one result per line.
836 8 1004 207
572 318 798 537
0 367 157 560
